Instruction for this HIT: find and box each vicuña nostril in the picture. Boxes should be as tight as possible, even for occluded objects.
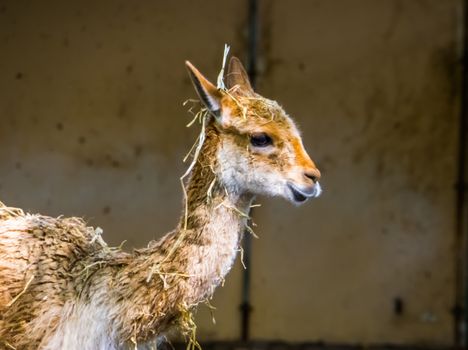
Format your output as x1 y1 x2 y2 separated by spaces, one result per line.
305 169 321 183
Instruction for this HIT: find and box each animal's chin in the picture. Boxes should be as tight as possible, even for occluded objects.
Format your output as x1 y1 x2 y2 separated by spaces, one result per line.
286 182 322 204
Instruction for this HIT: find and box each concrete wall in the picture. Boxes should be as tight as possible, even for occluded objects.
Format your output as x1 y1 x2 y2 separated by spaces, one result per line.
0 0 462 346
251 0 461 345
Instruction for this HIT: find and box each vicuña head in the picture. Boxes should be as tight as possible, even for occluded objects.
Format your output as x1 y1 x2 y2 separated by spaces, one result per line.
186 56 322 204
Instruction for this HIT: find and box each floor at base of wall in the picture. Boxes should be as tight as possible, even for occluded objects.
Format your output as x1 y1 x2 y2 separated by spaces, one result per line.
168 341 455 350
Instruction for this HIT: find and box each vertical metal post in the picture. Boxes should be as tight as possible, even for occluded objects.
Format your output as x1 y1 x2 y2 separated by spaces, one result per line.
240 0 259 342
456 0 468 347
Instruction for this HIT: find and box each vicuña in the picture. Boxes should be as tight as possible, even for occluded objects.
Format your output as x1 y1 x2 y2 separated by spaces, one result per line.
0 56 321 349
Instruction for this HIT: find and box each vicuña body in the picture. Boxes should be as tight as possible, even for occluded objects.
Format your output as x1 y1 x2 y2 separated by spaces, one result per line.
0 56 321 349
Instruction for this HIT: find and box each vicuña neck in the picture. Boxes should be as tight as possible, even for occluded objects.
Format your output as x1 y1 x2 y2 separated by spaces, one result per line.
175 122 253 302
110 122 253 344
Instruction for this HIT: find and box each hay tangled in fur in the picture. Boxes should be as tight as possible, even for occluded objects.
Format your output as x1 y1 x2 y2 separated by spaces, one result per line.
0 201 25 220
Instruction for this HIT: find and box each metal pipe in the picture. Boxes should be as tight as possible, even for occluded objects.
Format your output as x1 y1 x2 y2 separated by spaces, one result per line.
240 0 259 342
456 0 468 346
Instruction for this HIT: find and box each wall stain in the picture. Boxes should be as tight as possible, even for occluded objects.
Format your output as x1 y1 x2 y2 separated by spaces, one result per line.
102 206 111 215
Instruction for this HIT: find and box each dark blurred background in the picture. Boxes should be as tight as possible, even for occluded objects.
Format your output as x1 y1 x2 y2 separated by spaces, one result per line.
1 1 467 349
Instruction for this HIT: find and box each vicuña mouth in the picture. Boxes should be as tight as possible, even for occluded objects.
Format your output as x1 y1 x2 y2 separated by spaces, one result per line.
287 182 322 203
288 184 311 203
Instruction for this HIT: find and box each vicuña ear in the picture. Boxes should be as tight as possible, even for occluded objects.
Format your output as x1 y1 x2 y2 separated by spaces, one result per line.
186 61 223 116
226 56 254 95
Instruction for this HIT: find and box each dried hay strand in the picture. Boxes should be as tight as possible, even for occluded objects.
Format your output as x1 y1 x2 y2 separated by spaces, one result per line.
0 201 25 220
181 44 231 232
3 340 17 350
178 303 202 350
5 275 34 308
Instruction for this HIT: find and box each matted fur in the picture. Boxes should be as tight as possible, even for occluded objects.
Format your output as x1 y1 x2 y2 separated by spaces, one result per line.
0 56 321 349
0 152 250 349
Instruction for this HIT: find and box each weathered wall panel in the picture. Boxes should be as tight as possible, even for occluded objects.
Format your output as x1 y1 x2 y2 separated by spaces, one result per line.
251 0 461 345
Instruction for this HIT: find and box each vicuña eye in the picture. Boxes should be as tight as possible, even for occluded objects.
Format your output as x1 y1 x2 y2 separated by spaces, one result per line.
250 133 273 147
